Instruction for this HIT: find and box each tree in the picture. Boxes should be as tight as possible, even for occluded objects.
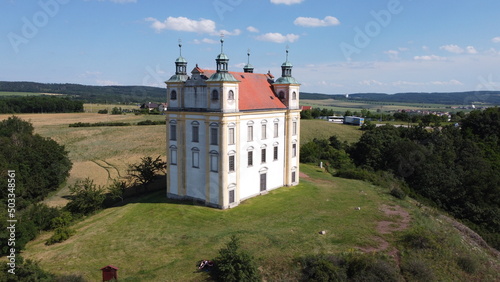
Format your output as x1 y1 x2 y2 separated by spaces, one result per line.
128 156 166 188
213 236 261 282
65 179 106 215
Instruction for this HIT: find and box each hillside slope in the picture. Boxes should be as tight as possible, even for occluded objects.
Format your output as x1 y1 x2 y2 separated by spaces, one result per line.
24 164 500 281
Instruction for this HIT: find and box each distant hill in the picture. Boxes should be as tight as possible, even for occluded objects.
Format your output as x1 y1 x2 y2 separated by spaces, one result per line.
2 81 500 105
301 91 500 105
0 81 165 104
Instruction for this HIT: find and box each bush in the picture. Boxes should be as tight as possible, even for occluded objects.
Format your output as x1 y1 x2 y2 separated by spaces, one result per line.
213 235 261 282
390 187 406 199
457 256 478 274
299 255 347 282
0 257 56 281
344 253 399 282
401 257 434 281
50 211 73 229
137 119 164 126
401 229 436 250
97 109 108 114
65 178 106 215
45 227 75 245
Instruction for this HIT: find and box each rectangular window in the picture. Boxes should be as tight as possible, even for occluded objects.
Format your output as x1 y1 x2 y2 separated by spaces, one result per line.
192 126 199 142
247 126 253 141
228 128 235 145
292 171 296 183
229 155 235 172
274 123 279 138
261 149 266 163
170 125 177 141
261 124 267 139
292 144 297 157
210 154 218 172
210 128 218 145
192 151 199 168
273 146 278 160
293 121 297 136
229 190 235 203
170 149 177 165
248 151 253 166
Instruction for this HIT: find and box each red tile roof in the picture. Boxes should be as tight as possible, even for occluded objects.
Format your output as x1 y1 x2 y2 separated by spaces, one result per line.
198 69 287 111
301 106 313 110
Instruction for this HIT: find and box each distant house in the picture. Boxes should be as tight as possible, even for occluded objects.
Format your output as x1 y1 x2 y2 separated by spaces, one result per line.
159 103 168 112
301 106 312 111
140 102 159 112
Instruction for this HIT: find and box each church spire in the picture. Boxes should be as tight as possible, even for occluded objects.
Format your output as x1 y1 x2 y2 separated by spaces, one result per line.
216 35 229 73
243 49 254 73
175 39 187 76
281 46 293 78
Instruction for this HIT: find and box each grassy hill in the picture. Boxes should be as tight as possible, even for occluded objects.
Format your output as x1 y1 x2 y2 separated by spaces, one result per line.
23 164 500 281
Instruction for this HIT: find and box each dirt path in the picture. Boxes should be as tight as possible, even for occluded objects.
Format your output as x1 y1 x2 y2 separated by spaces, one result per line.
357 204 411 264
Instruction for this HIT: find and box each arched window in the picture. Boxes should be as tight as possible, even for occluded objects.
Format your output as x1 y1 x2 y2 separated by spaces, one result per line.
211 89 219 101
170 90 177 100
292 91 297 100
278 91 285 99
228 90 234 100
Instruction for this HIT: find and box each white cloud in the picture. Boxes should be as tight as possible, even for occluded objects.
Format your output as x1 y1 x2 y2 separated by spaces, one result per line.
440 44 464 54
193 38 218 44
256 32 299 43
359 80 384 86
492 37 500 43
466 46 477 54
440 44 477 54
220 29 241 36
422 45 430 51
247 26 259 33
384 50 399 60
414 55 447 61
96 80 120 86
145 16 216 34
270 0 304 5
293 16 340 27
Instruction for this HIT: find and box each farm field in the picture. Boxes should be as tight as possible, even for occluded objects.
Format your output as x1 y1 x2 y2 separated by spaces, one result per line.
0 112 167 207
301 98 463 113
301 119 363 144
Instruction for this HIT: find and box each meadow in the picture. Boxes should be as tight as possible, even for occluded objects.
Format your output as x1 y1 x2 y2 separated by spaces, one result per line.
0 109 166 207
301 98 461 113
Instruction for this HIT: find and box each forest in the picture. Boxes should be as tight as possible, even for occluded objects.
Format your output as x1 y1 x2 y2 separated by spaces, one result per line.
301 107 500 250
0 96 84 114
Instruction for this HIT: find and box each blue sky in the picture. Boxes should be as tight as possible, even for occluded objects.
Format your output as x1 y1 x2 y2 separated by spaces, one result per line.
2 0 500 94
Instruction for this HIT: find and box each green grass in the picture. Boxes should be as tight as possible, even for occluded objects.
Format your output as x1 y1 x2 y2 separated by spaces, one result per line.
301 99 464 113
301 119 363 144
23 164 393 281
23 164 500 281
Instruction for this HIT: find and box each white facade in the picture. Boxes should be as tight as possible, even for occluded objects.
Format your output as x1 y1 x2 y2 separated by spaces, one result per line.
165 44 300 209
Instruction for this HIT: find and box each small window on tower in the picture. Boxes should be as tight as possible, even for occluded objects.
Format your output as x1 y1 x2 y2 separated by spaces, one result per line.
278 91 285 99
228 90 234 100
292 91 297 100
170 90 177 100
211 89 219 101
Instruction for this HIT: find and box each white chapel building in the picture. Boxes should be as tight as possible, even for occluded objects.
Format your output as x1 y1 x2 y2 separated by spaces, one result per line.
165 40 301 209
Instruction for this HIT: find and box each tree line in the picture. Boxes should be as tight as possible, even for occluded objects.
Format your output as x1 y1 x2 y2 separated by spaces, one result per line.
0 96 83 113
301 107 500 250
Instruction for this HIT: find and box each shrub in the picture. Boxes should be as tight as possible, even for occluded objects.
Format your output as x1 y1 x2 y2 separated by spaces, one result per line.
65 178 106 215
457 256 478 274
401 257 434 281
390 187 406 199
97 109 108 114
137 119 164 126
401 229 436 250
213 235 261 282
46 227 75 245
299 255 347 282
344 253 399 282
50 211 73 229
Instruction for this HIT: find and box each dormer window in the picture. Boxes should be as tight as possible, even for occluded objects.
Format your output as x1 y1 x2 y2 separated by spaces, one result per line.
211 89 219 101
170 90 177 100
228 90 234 100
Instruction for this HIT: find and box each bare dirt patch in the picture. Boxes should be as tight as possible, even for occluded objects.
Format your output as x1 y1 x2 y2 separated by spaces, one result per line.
357 204 411 255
